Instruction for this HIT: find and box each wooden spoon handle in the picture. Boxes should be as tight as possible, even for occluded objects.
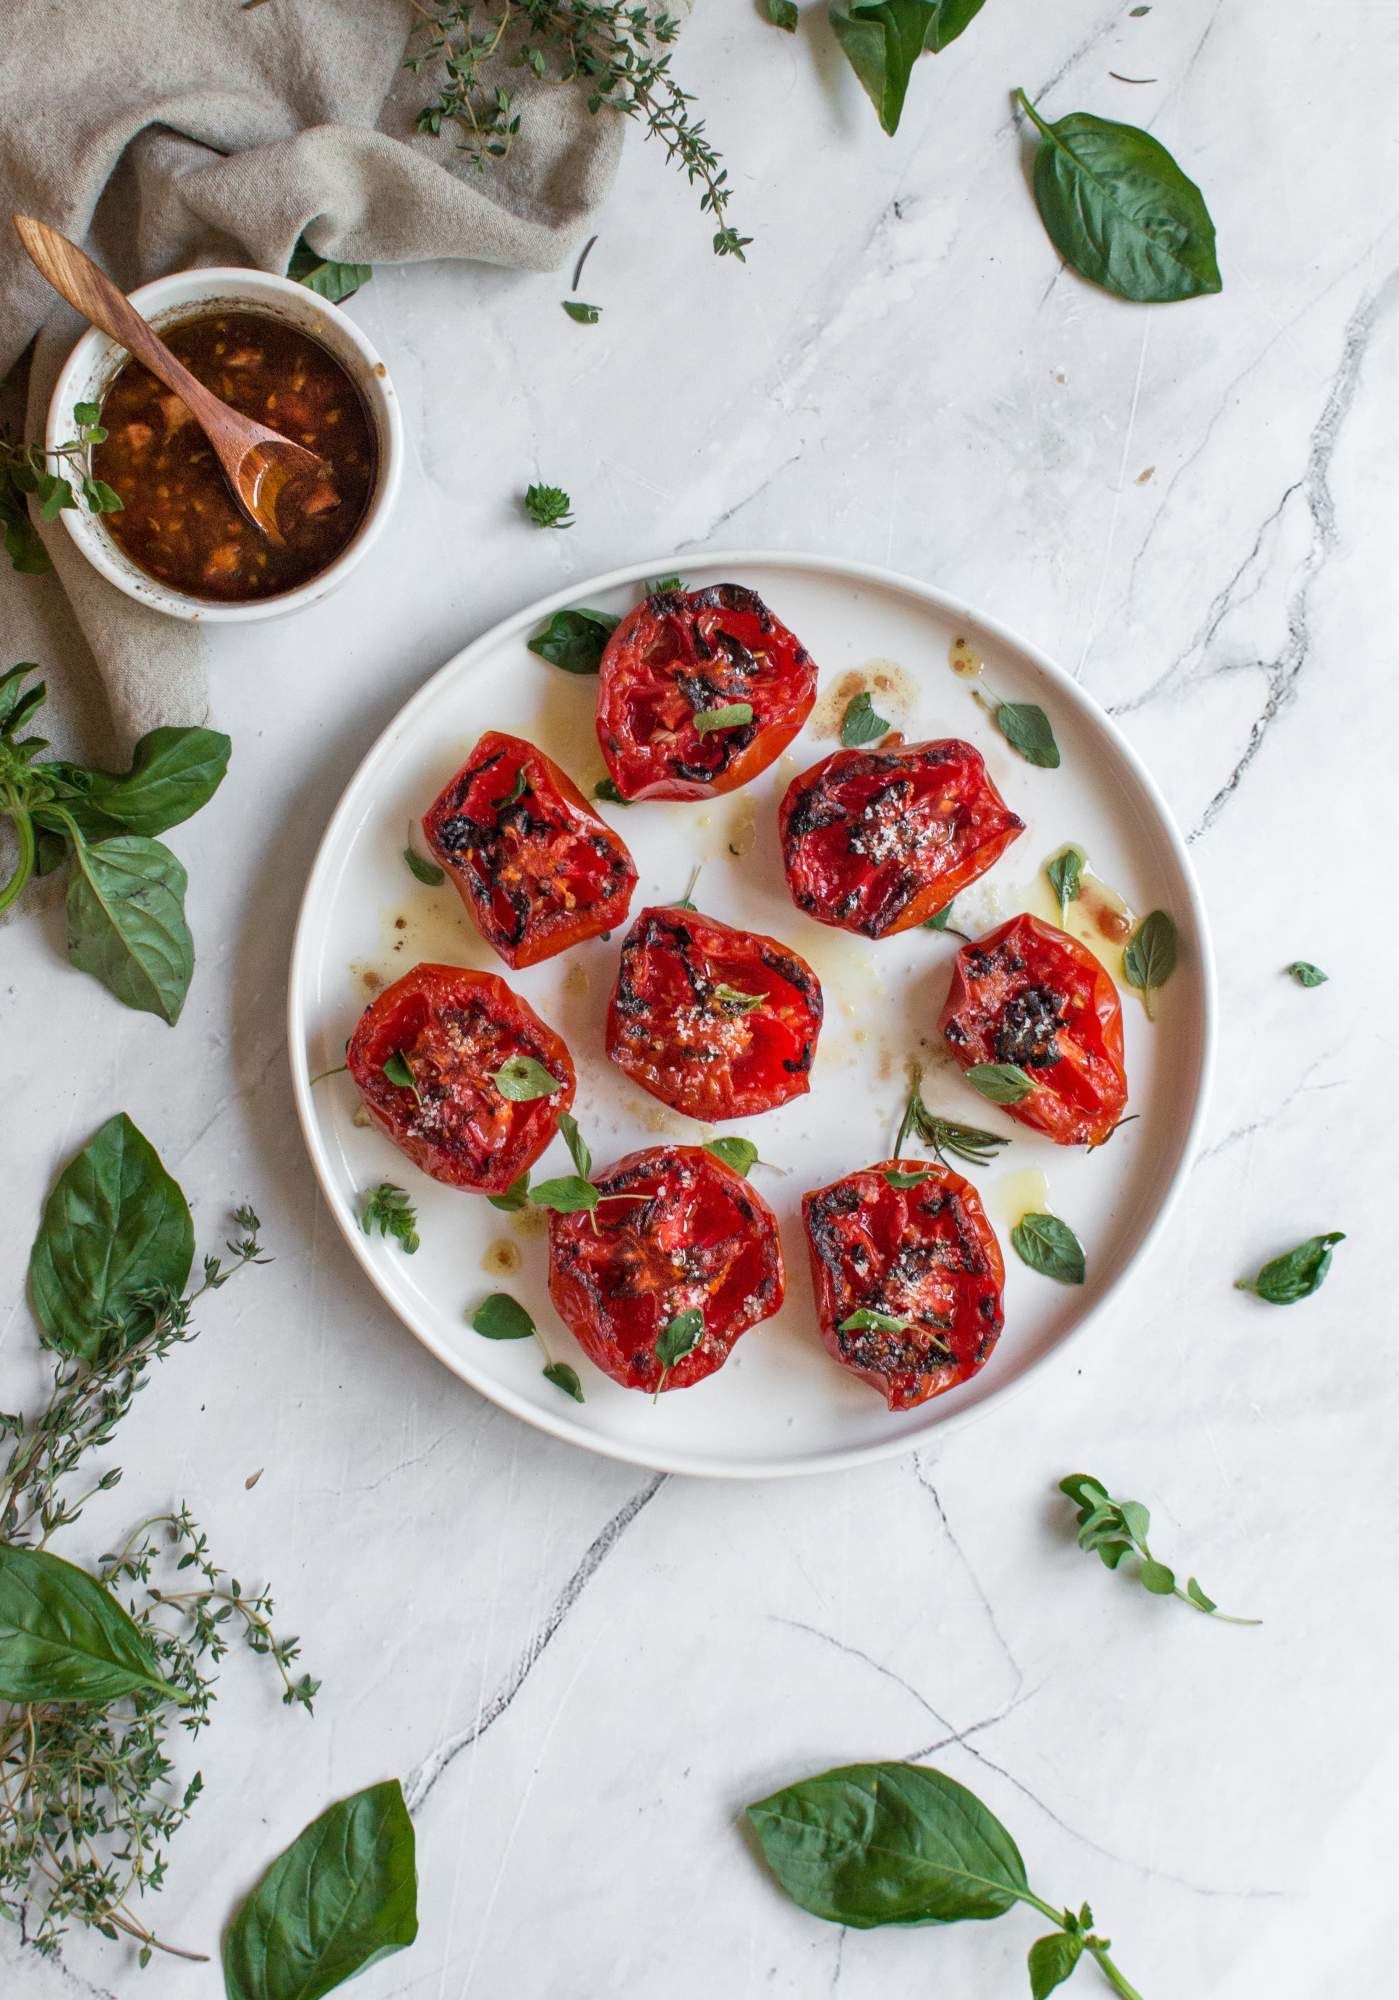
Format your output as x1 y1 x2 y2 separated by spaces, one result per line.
13 213 227 428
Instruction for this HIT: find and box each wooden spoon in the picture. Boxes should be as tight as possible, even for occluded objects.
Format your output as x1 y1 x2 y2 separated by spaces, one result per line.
13 214 326 547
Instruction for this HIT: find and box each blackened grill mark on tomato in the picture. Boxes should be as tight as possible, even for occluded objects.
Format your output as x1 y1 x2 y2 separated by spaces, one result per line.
994 984 1068 1068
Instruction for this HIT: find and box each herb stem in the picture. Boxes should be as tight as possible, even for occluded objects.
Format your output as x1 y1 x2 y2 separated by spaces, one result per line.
0 805 35 914
1085 1941 1145 2000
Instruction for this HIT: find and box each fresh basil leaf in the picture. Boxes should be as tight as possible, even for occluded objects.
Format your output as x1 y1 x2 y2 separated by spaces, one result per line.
1046 846 1084 918
656 1308 703 1367
0 1545 173 1705
1236 1231 1344 1305
830 1 985 137
542 1360 585 1401
527 607 620 674
27 1111 193 1361
382 1051 421 1101
74 727 231 837
995 702 1060 769
528 1175 599 1215
965 1062 1034 1105
562 300 601 324
287 237 373 304
222 1778 418 2000
1287 961 1327 988
747 1762 1027 1925
1011 1212 1085 1286
492 1055 565 1101
1017 91 1221 303
1029 1929 1083 1998
65 834 194 1023
840 690 890 747
403 842 444 887
704 1136 759 1177
1122 909 1177 1016
884 1168 931 1188
558 1111 592 1180
766 0 799 26
838 1308 909 1333
692 701 753 734
471 1292 535 1340
594 777 629 805
488 1172 531 1213
711 982 763 1013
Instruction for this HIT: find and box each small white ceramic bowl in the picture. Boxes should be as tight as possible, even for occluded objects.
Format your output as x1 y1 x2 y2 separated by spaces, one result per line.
46 266 403 623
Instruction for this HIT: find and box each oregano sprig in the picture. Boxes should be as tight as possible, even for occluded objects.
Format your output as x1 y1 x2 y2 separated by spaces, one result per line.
469 1291 585 1401
0 403 122 576
1060 1474 1259 1626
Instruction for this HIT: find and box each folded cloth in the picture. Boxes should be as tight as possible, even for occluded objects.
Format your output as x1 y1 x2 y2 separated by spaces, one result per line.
0 0 663 765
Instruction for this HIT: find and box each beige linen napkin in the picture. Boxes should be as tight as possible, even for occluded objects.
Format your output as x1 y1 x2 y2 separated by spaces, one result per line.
0 0 665 763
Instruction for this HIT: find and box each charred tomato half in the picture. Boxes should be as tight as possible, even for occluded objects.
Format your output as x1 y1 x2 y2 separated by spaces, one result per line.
547 1145 784 1392
606 905 823 1122
596 584 818 801
347 962 575 1194
802 1158 1006 1410
779 737 1023 938
423 731 636 968
939 913 1128 1147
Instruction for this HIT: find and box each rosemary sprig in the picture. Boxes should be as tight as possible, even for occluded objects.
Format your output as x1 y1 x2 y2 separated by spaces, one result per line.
405 3 749 258
893 1066 1010 1170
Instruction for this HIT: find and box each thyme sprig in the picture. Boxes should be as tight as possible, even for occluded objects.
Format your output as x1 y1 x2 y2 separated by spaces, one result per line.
1 1207 319 1966
405 3 749 258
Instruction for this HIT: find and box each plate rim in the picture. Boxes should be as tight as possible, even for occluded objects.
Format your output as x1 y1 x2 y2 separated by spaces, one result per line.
287 549 1216 1480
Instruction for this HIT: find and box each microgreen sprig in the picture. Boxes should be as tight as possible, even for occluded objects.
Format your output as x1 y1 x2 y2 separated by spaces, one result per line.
523 482 574 529
1060 1474 1259 1625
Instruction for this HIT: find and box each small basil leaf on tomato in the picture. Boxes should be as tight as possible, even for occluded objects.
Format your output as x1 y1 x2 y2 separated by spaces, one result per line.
561 300 601 324
656 1308 703 1366
1287 960 1327 988
965 1062 1034 1105
1015 90 1222 304
527 607 619 673
1011 1212 1085 1285
557 1112 592 1180
692 701 753 734
471 1292 535 1340
840 690 891 747
499 768 528 808
528 1175 598 1215
838 1307 909 1333
403 840 444 887
492 1055 565 1101
995 701 1060 768
488 1172 530 1213
1046 845 1084 917
884 1168 931 1189
382 1050 422 1103
542 1360 585 1401
1122 909 1177 1017
711 983 763 1013
1235 1232 1344 1305
704 1137 759 1177
594 777 629 805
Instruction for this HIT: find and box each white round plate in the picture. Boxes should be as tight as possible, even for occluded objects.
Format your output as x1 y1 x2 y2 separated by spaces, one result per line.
289 553 1213 1479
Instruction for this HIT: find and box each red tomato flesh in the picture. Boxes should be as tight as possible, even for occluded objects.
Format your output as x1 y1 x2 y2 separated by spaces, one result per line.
802 1158 1006 1410
940 913 1128 1147
596 584 818 801
423 730 636 968
346 962 575 1194
606 906 823 1122
779 737 1023 938
547 1146 785 1392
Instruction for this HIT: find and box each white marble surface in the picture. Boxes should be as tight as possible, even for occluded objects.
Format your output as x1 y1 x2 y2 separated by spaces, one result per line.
2 1 1395 1993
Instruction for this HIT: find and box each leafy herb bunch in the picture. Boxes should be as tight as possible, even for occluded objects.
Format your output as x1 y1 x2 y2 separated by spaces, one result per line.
1 1114 318 1966
0 402 121 577
0 666 230 1023
406 1 749 257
